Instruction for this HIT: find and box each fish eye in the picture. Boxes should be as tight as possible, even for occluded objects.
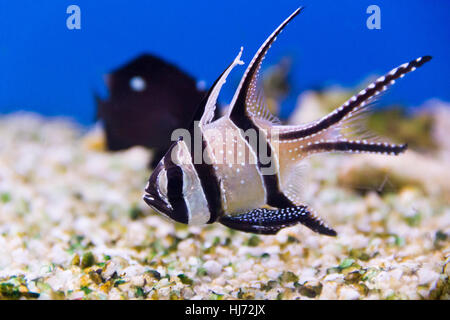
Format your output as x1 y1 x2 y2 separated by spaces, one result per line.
129 76 146 92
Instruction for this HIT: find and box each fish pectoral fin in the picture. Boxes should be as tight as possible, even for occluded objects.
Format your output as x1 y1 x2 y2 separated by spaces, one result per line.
219 206 337 236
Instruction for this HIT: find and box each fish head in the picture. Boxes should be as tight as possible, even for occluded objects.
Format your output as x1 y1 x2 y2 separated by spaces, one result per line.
143 139 211 225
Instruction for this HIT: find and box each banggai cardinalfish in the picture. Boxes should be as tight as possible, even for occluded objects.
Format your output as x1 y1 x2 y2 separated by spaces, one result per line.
143 8 431 235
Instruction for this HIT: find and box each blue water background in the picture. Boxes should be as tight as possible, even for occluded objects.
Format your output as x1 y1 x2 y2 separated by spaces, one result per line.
0 0 448 124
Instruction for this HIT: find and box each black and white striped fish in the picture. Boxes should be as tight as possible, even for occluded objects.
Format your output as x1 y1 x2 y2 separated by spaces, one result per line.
143 8 431 235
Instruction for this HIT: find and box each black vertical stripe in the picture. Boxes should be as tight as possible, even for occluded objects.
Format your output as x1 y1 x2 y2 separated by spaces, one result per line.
184 55 235 223
163 146 189 224
227 8 303 209
192 137 224 224
263 173 294 208
230 113 293 209
185 73 225 223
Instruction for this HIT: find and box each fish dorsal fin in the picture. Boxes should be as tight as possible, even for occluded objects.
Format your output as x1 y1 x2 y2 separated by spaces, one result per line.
249 85 282 124
190 48 244 130
227 7 303 123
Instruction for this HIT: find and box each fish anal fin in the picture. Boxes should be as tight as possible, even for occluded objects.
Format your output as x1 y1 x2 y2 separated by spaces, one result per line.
219 205 337 236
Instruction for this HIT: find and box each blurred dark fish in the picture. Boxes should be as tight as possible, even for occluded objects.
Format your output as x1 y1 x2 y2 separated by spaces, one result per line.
96 54 208 168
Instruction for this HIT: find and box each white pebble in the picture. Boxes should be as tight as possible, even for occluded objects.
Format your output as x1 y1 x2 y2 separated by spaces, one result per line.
203 260 222 277
340 287 360 300
418 268 439 285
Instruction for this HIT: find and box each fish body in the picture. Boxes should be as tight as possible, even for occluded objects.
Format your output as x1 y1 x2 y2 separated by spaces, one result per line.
96 54 207 167
143 8 431 235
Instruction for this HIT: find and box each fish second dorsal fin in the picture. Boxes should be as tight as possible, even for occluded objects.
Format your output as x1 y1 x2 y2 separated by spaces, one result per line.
227 7 304 123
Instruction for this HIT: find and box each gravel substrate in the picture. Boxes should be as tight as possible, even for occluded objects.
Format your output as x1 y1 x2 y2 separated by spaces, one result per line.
0 112 448 300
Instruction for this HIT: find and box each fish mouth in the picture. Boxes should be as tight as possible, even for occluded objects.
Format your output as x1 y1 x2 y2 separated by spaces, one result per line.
143 161 173 218
143 192 172 217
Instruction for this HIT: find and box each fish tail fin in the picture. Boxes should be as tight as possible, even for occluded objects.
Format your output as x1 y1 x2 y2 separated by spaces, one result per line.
274 56 431 159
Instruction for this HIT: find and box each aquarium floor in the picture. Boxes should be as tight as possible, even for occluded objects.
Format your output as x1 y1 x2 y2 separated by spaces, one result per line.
0 113 448 300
